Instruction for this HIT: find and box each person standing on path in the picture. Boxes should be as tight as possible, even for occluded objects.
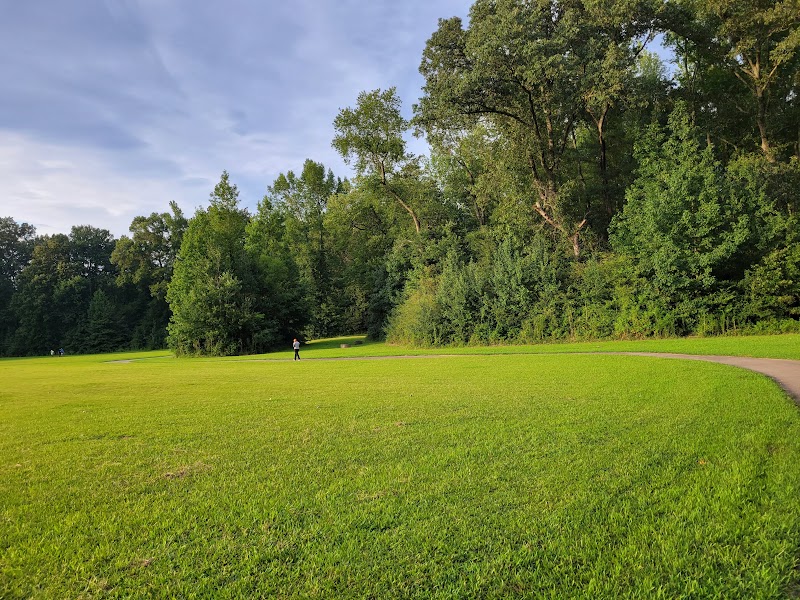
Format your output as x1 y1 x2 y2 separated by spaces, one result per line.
293 338 300 361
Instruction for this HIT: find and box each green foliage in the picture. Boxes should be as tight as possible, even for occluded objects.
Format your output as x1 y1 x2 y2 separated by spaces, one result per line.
80 289 127 353
608 106 800 335
7 226 121 355
334 88 423 233
740 242 800 326
166 171 312 356
0 217 35 354
167 172 304 356
333 88 407 177
266 160 346 338
245 198 307 348
111 201 187 301
666 0 800 159
388 233 579 345
384 276 440 345
426 123 499 229
435 248 482 344
416 0 660 253
110 202 187 350
4 0 800 355
610 106 749 332
8 234 72 354
168 178 245 355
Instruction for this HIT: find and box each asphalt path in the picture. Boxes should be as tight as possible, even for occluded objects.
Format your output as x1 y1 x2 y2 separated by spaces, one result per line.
303 351 800 404
109 351 800 404
602 352 800 405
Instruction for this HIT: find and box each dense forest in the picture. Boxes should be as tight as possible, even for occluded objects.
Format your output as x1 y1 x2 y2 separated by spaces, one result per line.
2 0 799 356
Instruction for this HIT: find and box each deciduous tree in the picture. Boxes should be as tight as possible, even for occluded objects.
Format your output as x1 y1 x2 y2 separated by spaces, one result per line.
333 88 423 234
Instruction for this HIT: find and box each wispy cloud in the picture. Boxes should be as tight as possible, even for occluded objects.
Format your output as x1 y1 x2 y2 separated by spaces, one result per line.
0 0 470 236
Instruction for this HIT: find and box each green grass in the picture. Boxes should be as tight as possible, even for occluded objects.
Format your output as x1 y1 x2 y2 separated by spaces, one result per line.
243 332 800 361
2 340 800 598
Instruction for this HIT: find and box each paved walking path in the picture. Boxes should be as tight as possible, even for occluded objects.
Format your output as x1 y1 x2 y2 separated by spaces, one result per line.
602 352 800 404
305 351 800 404
109 351 800 404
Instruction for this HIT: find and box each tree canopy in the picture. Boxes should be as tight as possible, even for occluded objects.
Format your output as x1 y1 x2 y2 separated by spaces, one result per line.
1 0 798 356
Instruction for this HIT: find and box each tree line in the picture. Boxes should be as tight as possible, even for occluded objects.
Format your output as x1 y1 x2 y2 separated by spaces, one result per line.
1 0 798 356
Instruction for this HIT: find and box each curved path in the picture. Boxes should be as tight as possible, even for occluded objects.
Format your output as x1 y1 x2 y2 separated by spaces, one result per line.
111 351 800 404
303 352 800 405
595 352 800 404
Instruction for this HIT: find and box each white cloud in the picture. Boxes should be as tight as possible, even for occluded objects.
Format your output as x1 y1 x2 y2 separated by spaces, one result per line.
0 0 472 236
0 132 203 236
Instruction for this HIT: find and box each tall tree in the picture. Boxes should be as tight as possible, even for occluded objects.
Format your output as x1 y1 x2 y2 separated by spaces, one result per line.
609 104 761 323
417 4 586 255
267 160 344 336
245 197 307 346
10 226 120 355
417 0 663 254
111 201 188 348
712 0 800 159
83 289 127 353
426 123 500 230
580 0 660 221
323 183 401 337
669 0 800 160
112 201 187 300
10 234 77 354
0 217 36 353
68 225 116 295
167 172 259 355
333 88 423 234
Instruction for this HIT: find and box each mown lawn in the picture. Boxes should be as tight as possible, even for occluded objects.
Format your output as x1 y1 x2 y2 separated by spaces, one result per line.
2 344 800 598
240 332 800 361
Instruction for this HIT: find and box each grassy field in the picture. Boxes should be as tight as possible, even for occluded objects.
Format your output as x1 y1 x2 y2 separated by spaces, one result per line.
241 332 800 361
2 338 800 598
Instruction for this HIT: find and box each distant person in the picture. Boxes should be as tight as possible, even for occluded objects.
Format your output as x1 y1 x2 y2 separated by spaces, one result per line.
293 338 300 361
58 348 64 357
50 349 55 356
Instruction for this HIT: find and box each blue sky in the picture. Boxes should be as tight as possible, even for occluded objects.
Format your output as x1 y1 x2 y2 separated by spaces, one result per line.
1 0 470 236
1 1 671 239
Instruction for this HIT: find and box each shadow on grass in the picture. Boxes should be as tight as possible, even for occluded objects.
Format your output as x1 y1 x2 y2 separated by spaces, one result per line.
302 335 374 352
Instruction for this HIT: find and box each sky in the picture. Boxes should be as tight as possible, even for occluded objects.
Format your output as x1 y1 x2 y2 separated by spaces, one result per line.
1 0 472 237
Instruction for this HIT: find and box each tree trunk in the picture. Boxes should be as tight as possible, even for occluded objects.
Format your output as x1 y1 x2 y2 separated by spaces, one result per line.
380 165 421 234
388 187 421 234
756 88 775 162
534 195 587 258
570 232 581 258
594 107 612 218
796 123 800 159
570 219 587 258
